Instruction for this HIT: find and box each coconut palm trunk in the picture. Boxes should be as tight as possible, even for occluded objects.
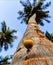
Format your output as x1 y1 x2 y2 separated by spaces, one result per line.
11 14 53 65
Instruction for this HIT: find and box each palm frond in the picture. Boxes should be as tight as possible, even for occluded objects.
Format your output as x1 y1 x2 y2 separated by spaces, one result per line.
45 31 53 42
43 18 50 23
1 21 6 33
18 0 51 26
26 0 32 7
42 2 51 9
32 0 37 6
20 0 27 7
18 0 50 26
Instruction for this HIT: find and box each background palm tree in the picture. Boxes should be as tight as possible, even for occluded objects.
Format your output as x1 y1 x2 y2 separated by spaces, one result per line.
0 21 17 51
0 55 12 65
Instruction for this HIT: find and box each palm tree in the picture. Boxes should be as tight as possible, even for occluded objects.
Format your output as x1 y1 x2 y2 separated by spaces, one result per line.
11 0 53 65
0 21 17 51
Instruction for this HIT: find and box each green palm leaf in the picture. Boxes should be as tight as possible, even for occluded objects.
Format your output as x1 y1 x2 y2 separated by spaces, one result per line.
18 0 51 26
45 31 53 42
0 55 12 65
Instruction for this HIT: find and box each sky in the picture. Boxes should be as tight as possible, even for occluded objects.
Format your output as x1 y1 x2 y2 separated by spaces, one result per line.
0 0 53 57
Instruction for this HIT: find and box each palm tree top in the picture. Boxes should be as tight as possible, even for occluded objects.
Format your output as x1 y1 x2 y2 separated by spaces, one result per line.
0 21 17 51
18 0 51 26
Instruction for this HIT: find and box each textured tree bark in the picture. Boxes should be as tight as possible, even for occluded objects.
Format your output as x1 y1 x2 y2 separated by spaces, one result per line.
11 14 53 65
